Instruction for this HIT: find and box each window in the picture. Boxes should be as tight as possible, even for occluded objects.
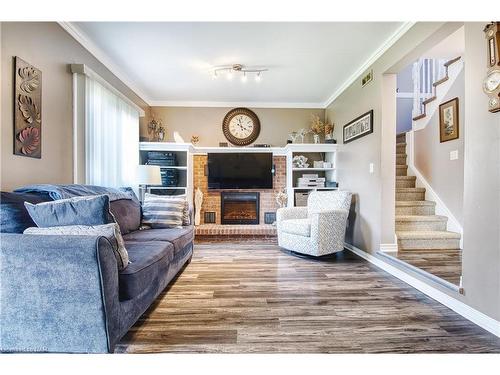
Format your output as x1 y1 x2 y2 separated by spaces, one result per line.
85 77 139 188
71 64 143 190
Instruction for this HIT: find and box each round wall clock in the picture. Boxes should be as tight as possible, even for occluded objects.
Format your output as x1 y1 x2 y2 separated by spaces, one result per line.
222 108 260 146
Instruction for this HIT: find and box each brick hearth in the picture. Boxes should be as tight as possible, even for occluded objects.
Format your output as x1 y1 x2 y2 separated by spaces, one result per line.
193 154 286 234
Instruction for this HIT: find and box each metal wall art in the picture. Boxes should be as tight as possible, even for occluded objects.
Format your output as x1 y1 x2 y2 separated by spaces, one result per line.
14 57 42 158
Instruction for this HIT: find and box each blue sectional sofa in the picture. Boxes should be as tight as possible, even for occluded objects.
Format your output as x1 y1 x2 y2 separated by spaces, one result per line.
0 185 194 353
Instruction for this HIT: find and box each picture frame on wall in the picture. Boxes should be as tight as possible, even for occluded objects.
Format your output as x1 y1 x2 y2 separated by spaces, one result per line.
343 110 373 144
439 97 459 143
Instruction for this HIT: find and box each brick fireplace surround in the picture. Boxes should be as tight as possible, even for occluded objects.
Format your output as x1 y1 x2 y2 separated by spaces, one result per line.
193 154 286 238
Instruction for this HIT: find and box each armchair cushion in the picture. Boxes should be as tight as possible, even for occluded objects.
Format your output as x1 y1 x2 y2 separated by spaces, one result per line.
276 206 308 222
280 218 311 237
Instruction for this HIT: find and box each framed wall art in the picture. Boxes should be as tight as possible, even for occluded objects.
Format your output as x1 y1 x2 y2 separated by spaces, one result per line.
439 97 459 143
13 56 42 158
343 110 373 144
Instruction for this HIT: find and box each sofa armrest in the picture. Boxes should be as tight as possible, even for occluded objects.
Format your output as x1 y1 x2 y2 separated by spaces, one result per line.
310 209 349 251
276 207 308 222
0 234 119 353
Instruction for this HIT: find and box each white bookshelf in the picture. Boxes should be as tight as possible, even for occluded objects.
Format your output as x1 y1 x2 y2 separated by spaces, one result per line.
139 142 193 205
285 144 338 207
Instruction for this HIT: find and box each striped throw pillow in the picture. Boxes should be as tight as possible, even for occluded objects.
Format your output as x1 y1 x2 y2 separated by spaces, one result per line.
142 193 186 228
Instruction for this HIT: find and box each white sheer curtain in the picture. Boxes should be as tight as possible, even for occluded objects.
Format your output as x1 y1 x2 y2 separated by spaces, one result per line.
85 77 139 189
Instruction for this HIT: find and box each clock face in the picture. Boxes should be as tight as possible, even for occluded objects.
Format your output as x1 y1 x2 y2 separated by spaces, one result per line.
222 108 260 146
229 115 254 139
484 70 500 93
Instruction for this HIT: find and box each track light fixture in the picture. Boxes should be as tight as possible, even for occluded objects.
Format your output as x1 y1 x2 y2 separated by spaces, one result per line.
211 64 268 83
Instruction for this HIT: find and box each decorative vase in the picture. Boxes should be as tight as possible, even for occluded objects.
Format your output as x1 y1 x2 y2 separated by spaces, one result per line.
313 134 320 144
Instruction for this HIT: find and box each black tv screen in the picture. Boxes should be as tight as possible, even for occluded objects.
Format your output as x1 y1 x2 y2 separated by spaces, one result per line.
207 153 273 189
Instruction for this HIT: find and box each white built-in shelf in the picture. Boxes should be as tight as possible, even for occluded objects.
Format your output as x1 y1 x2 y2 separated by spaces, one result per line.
292 187 338 190
158 166 187 170
139 142 338 156
149 186 187 190
292 167 335 172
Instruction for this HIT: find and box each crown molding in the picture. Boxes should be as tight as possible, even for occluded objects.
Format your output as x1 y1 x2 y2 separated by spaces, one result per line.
148 100 324 109
60 21 414 110
321 21 415 109
58 22 151 105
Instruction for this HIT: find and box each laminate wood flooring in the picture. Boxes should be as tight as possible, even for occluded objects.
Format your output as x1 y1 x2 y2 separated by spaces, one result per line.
391 248 462 286
115 241 500 353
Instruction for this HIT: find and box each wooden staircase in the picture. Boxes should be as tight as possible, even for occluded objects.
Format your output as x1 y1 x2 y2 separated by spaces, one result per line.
412 56 462 121
395 133 461 250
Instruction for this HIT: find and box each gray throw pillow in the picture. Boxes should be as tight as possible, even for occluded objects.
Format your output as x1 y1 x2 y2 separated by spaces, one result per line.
142 193 186 228
24 223 129 270
24 194 114 228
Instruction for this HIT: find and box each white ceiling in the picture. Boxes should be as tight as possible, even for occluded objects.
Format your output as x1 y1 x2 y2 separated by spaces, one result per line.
70 22 408 107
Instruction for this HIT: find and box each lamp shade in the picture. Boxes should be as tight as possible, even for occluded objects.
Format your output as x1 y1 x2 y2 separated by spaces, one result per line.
137 165 162 185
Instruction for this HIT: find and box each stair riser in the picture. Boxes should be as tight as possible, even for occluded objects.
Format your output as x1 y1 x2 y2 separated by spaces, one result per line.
398 238 460 250
396 191 425 201
396 179 416 188
396 144 406 153
396 221 447 232
396 167 407 176
396 134 406 143
396 155 407 165
396 205 435 215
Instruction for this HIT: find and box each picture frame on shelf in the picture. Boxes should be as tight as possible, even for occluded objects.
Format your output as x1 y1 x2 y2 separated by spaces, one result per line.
343 110 373 144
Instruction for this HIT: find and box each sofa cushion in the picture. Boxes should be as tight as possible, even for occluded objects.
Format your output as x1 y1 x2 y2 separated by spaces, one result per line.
24 195 114 228
280 218 311 237
119 241 175 300
123 226 194 255
0 191 52 233
141 193 185 228
110 198 141 235
24 223 129 270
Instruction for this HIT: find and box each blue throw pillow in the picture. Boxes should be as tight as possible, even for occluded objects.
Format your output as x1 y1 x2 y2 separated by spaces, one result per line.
0 192 52 233
24 194 114 227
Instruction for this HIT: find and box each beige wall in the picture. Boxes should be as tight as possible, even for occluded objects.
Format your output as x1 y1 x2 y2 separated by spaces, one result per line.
414 69 465 225
461 22 500 320
144 106 324 147
325 22 448 251
327 21 500 321
1 22 149 191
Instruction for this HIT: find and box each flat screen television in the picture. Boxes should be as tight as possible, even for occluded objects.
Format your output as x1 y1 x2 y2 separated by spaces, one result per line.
207 152 273 190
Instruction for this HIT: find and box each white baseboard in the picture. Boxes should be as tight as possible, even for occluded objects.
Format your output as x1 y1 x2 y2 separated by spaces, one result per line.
344 243 500 338
406 131 463 248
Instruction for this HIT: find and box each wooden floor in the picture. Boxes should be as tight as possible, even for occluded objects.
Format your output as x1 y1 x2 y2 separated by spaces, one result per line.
116 241 500 353
391 249 462 286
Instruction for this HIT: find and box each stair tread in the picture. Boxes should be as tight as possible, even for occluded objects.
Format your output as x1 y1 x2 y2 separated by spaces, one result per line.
396 200 436 206
396 187 425 192
396 230 461 239
444 56 461 67
396 176 416 180
396 142 407 146
422 96 437 105
413 113 426 121
433 76 449 87
396 165 408 168
396 215 447 222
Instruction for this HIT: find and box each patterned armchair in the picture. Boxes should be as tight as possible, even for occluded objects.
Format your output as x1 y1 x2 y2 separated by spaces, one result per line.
276 190 352 257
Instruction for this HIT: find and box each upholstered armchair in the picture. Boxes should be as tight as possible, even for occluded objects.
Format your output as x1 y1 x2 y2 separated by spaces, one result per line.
276 190 352 257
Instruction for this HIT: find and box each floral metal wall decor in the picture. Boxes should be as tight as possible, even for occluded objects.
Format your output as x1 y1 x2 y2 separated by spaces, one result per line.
14 57 42 158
